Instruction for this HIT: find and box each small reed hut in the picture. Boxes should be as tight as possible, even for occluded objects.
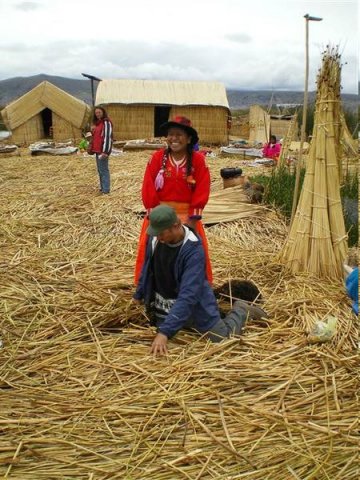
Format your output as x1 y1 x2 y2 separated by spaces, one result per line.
95 79 230 144
270 114 298 141
1 81 91 145
248 105 298 145
248 105 270 144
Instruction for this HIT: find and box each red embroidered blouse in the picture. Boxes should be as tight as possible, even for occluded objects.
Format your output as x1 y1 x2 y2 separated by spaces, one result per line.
141 149 210 219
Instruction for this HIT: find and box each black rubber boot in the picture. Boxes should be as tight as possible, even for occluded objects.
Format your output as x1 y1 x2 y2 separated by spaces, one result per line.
233 300 268 320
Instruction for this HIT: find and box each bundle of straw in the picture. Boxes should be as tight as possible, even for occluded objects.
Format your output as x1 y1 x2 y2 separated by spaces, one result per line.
280 47 348 279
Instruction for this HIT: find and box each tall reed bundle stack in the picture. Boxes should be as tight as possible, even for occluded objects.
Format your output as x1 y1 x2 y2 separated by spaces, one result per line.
339 111 358 161
0 149 358 479
280 48 348 278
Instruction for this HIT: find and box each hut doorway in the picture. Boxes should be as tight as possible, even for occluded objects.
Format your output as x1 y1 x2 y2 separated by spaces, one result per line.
154 106 171 137
41 108 53 138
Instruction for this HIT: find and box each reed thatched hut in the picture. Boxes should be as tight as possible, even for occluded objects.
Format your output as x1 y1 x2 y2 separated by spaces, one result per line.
1 81 91 145
248 105 298 144
270 114 298 141
248 105 270 144
95 79 230 144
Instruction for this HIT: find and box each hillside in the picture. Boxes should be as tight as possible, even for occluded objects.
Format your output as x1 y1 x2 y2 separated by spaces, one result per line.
227 89 358 112
0 74 92 106
0 74 358 112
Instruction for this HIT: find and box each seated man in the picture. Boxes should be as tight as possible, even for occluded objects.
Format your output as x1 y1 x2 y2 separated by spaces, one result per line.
133 205 267 356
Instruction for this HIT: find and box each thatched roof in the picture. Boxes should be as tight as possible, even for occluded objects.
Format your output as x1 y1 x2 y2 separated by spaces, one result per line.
1 81 91 130
96 79 230 109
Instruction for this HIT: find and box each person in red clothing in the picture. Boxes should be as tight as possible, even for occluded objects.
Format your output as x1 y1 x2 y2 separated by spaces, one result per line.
91 106 113 194
262 135 281 162
134 116 212 284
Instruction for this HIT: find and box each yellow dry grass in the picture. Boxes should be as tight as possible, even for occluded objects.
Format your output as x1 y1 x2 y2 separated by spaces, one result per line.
0 148 358 479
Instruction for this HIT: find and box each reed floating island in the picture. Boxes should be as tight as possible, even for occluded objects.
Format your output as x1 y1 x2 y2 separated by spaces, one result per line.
0 134 358 477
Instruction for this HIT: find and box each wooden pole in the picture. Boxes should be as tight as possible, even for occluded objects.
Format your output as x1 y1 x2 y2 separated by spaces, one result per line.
290 16 310 225
90 79 95 107
290 14 322 225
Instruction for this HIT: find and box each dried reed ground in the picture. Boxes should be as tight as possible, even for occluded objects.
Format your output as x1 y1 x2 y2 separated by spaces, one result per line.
0 149 358 480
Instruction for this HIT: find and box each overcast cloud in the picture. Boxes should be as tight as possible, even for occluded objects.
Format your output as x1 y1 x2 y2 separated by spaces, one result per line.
14 1 41 11
0 0 357 92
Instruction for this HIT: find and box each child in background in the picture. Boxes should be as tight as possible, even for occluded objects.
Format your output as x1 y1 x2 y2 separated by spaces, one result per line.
262 135 281 162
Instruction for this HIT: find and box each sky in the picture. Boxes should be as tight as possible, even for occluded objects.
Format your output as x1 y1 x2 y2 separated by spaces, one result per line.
0 0 358 93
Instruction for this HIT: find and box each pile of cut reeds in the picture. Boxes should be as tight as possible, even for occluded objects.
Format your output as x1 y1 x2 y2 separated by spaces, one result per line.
0 147 358 479
281 47 349 279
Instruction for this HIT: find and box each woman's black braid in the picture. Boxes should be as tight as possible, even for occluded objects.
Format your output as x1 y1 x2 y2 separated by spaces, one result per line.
162 146 171 170
186 144 194 177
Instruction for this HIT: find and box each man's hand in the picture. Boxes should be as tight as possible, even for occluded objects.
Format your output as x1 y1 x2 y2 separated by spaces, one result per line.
150 333 168 356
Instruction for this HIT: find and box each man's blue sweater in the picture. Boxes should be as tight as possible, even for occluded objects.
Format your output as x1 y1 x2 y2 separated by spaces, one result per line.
134 226 220 338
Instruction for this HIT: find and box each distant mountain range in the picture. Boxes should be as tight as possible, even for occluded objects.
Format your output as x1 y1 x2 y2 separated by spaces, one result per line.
0 74 358 112
0 74 92 107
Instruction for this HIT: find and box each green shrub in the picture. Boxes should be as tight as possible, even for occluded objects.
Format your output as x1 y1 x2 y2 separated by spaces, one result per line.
341 174 358 247
250 167 305 219
250 168 358 247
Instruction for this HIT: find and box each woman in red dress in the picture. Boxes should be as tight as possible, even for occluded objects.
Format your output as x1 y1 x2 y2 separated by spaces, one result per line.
135 116 212 284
